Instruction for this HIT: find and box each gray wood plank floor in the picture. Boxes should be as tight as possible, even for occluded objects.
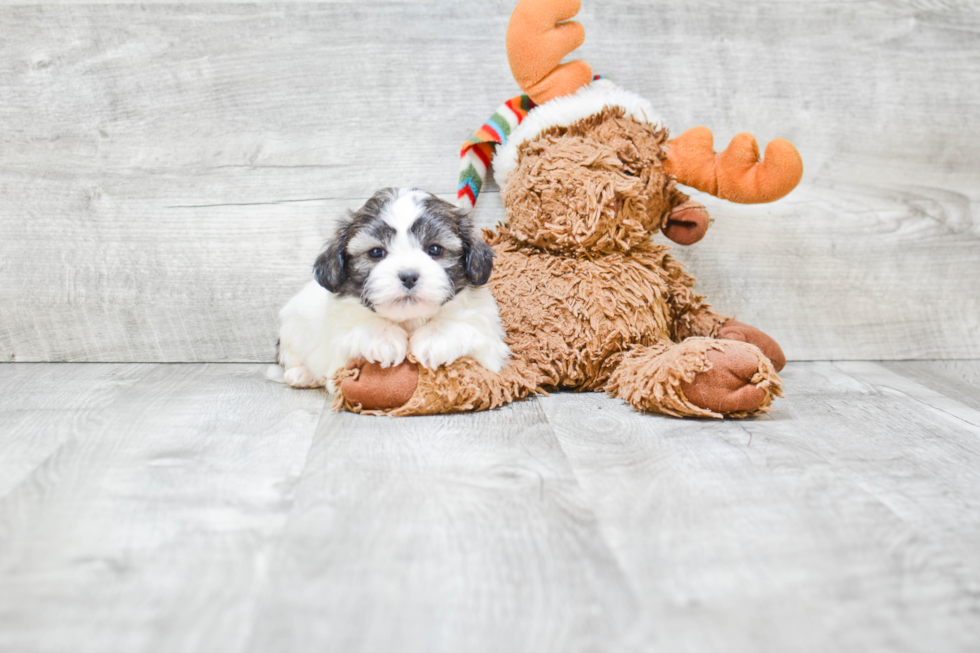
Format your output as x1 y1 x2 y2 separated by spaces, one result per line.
1 361 979 652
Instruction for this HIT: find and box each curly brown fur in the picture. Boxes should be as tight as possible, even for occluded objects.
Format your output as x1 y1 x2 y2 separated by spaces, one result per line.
502 107 673 254
483 234 727 391
339 110 782 419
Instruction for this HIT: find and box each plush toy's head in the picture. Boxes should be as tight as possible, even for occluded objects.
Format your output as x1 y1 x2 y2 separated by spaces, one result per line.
495 83 674 254
501 105 669 254
458 0 804 250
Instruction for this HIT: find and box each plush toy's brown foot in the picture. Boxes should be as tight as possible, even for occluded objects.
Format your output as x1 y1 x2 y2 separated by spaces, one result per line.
337 359 418 411
334 357 541 416
607 338 782 418
717 320 786 372
681 342 775 414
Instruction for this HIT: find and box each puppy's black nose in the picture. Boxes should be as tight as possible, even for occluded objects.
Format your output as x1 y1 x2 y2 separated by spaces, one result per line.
399 270 419 289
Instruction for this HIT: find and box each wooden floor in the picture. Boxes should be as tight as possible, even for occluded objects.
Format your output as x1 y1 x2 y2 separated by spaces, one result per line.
1 361 978 652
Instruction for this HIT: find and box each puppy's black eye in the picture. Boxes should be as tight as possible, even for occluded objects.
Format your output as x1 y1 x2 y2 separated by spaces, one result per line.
368 247 386 260
426 244 444 257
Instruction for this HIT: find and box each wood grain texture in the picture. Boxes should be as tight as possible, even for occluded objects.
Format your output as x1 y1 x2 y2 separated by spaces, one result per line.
882 359 980 412
246 400 646 653
1 361 980 651
0 364 325 653
1 2 978 361
538 362 980 652
0 363 153 498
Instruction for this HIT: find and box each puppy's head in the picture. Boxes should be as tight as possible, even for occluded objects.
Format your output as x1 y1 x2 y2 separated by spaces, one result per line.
314 188 495 322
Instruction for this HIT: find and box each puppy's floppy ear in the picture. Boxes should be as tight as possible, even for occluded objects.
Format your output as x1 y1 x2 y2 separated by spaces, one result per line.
465 240 495 285
314 219 351 293
458 211 495 286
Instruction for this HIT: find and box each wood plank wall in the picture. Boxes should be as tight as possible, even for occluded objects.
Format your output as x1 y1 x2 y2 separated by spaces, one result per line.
1 1 977 362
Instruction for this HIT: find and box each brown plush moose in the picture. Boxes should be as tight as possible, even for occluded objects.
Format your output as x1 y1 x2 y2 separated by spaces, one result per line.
336 0 803 418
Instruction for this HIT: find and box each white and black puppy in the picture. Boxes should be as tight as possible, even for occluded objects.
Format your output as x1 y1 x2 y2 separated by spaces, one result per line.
276 188 510 389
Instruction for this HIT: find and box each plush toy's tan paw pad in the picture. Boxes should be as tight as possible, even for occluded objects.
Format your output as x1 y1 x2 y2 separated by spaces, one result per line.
718 320 786 372
681 345 768 414
340 358 419 411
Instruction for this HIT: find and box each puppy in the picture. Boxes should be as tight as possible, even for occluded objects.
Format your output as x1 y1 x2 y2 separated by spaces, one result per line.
276 188 510 390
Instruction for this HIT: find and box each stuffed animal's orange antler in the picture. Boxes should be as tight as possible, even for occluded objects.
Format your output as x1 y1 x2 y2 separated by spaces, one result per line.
665 127 804 204
506 0 593 104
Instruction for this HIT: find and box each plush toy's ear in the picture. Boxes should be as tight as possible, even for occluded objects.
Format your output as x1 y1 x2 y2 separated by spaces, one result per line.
662 200 711 246
313 222 351 293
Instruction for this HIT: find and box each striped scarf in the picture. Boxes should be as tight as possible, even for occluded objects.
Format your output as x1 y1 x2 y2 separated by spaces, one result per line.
458 76 606 210
457 94 536 210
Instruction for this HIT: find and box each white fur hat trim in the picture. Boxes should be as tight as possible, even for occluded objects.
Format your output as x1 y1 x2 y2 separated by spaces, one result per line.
493 79 663 191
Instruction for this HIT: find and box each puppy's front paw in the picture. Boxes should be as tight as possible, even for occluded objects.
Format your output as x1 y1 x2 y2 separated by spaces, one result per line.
362 323 408 368
410 325 466 370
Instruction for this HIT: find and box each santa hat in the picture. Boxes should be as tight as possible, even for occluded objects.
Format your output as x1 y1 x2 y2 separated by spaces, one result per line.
457 77 667 210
